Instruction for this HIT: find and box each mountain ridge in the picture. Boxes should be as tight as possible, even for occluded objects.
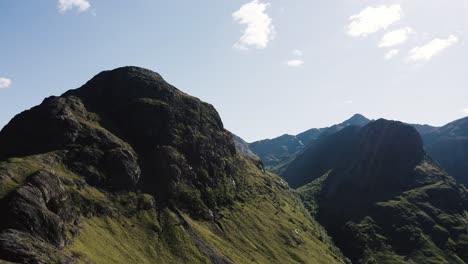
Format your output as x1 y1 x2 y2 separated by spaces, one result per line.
245 113 468 190
247 114 371 173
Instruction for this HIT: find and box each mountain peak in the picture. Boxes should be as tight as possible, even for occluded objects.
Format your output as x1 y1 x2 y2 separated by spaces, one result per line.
63 66 179 111
341 113 369 126
82 66 167 91
0 66 234 195
92 66 164 82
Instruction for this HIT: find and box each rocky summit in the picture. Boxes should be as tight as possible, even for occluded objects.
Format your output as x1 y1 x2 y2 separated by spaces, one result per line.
0 67 346 264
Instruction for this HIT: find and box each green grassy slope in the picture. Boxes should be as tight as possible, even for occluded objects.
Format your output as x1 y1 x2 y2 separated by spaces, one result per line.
298 159 468 264
0 152 347 263
64 155 347 264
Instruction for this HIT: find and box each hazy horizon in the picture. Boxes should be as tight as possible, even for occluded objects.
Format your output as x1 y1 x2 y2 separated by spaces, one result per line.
1 0 467 142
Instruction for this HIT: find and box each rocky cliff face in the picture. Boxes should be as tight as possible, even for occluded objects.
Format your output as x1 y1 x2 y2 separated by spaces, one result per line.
0 67 346 264
321 120 426 204
0 67 238 216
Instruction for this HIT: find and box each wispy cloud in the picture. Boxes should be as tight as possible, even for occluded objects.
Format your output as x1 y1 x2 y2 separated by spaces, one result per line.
233 0 275 50
347 5 402 37
384 49 400 60
58 0 91 14
408 35 459 62
379 27 413 48
292 49 303 56
284 50 304 67
286 60 304 67
0 78 12 89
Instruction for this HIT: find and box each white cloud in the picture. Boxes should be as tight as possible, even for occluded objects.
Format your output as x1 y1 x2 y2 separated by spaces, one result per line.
463 108 468 114
58 0 91 13
0 78 11 89
292 49 303 56
379 27 413 47
233 0 275 50
384 49 400 60
347 5 402 37
286 60 304 67
408 35 459 62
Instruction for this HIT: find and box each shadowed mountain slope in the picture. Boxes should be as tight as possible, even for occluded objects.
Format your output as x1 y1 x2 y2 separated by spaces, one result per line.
0 67 347 264
420 116 468 186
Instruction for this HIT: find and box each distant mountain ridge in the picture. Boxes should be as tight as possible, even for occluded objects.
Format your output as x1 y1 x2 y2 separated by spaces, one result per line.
419 116 468 186
248 114 370 173
242 114 468 188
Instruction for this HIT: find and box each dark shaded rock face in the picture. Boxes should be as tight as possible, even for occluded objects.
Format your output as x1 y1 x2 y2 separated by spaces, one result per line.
323 120 426 202
356 119 425 174
0 170 74 263
64 67 237 203
285 120 425 190
0 67 236 203
312 120 431 227
0 95 142 190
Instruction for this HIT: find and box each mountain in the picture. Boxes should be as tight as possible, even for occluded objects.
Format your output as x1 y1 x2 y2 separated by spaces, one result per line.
290 120 468 263
411 124 440 135
249 114 370 173
257 114 468 189
419 116 468 186
0 67 347 263
232 134 257 158
281 126 361 189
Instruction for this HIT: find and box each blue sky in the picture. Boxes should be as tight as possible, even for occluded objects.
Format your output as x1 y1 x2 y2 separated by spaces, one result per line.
1 0 467 142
